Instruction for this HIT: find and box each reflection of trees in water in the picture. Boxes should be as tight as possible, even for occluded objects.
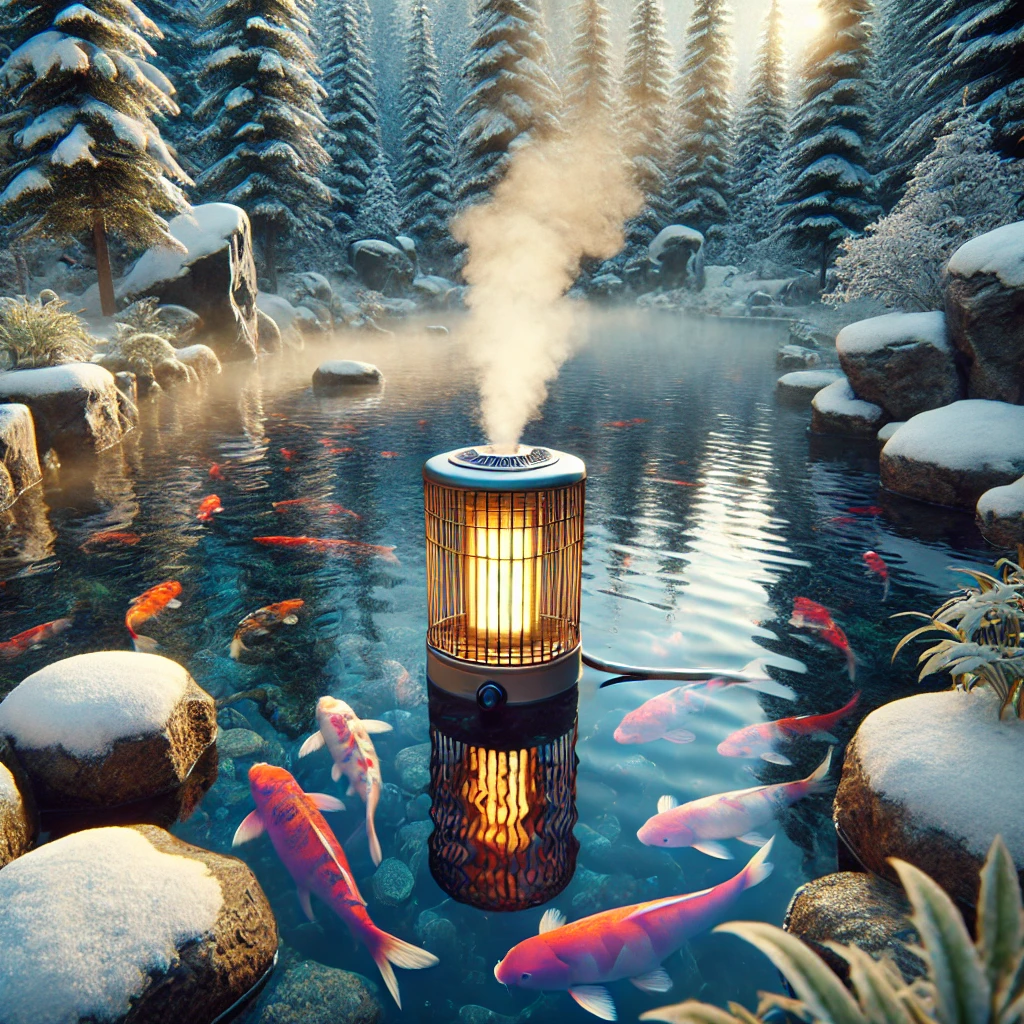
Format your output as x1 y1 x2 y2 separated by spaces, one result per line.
0 487 55 569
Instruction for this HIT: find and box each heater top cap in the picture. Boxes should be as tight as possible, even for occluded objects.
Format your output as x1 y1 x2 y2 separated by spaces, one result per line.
423 444 586 491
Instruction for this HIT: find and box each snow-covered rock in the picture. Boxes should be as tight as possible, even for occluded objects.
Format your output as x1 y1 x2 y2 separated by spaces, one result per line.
811 377 886 438
0 364 124 460
647 225 704 289
312 360 383 393
776 369 843 405
255 308 282 353
0 738 36 869
350 240 415 295
834 688 1024 906
836 311 961 420
945 221 1024 404
0 652 217 810
0 404 41 512
876 421 904 444
977 475 1024 548
776 344 821 370
788 320 834 349
119 204 259 363
287 270 333 306
880 400 1024 508
0 823 277 1024
412 274 457 306
174 344 221 380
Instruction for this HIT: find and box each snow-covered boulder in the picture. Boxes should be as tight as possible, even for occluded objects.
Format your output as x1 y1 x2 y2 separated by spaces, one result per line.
0 823 277 1024
175 344 222 380
880 400 1024 508
0 404 41 512
778 274 821 306
119 204 259 363
255 308 282 354
586 273 625 302
350 240 415 295
977 475 1024 548
0 737 36 869
776 344 821 370
876 421 904 445
0 652 218 811
776 369 843 405
0 364 124 460
312 360 383 394
287 270 333 307
945 221 1024 404
836 311 962 420
834 688 1024 906
784 872 923 985
648 225 705 290
811 377 886 438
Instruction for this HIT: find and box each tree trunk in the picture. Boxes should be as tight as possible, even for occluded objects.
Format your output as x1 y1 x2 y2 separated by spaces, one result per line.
819 239 829 291
13 245 28 295
265 224 278 294
93 215 116 317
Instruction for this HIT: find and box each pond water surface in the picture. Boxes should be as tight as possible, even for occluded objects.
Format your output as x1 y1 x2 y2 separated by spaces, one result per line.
0 309 995 1022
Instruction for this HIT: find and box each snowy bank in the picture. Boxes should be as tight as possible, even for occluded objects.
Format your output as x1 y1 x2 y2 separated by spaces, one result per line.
811 376 885 438
977 476 1024 548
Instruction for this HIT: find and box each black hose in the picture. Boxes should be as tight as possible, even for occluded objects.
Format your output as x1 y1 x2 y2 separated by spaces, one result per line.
581 650 758 688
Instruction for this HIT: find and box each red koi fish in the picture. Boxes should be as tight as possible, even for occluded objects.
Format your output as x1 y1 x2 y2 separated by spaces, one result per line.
849 505 884 515
125 581 182 652
717 693 860 764
789 597 833 629
0 617 73 660
826 515 857 526
863 550 890 601
327 447 353 455
209 463 226 481
253 536 399 564
417 419 428 428
280 448 296 461
234 765 437 1006
380 451 400 458
318 438 335 447
822 622 857 680
80 530 141 552
196 495 223 522
651 478 700 488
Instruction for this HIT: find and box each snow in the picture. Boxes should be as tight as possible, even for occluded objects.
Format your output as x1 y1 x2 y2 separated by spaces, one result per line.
0 405 32 431
315 360 381 379
16 105 76 149
812 377 883 421
1 32 89 87
977 476 1024 518
882 401 1024 472
837 311 949 356
256 293 299 332
51 124 98 167
648 225 704 266
777 369 842 391
351 239 403 259
856 688 1024 861
948 222 1024 289
0 762 18 810
0 364 114 398
225 87 254 110
0 652 190 757
0 168 51 206
0 827 222 1024
877 421 904 443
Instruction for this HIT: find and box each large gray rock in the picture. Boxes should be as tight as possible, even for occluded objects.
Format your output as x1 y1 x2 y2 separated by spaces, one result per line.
880 400 1024 508
312 360 383 393
350 240 416 295
0 404 41 511
648 225 705 289
256 308 282 354
174 344 222 380
257 960 382 1024
945 221 1024 404
0 736 36 868
0 364 125 460
811 377 886 438
394 742 430 794
118 204 259 363
977 476 1024 548
836 311 962 420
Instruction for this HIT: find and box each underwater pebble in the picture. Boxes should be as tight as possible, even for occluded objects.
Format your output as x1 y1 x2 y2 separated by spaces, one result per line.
371 856 414 906
398 819 433 876
405 792 431 822
415 910 462 960
217 728 266 760
574 822 612 858
256 959 382 1024
394 743 431 793
377 782 405 825
594 813 621 844
217 708 250 731
380 707 430 744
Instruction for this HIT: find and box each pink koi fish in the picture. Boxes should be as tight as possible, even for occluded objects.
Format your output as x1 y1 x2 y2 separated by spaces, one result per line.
716 694 860 764
493 840 775 1019
863 550 890 601
636 751 832 860
298 696 392 865
234 764 437 1006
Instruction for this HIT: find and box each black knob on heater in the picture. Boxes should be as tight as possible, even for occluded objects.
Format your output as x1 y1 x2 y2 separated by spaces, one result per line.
476 681 507 710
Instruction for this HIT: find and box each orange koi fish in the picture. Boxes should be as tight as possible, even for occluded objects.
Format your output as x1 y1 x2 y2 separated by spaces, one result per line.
0 618 73 660
380 451 400 458
821 621 857 680
253 536 398 564
848 505 884 515
209 463 226 481
79 531 141 552
863 550 890 601
327 447 352 455
789 597 833 630
651 478 700 487
125 581 182 652
234 764 437 1006
280 448 296 460
196 495 223 522
230 599 305 660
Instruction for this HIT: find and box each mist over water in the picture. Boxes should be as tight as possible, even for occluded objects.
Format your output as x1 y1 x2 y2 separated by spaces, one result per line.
452 128 643 450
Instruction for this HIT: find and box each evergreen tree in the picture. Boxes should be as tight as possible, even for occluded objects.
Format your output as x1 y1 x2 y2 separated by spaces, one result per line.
399 0 454 254
456 0 561 205
357 152 401 239
729 0 787 240
670 0 734 236
777 0 879 286
320 0 382 238
369 0 404 164
0 0 191 315
620 0 673 253
564 0 615 125
195 0 331 290
146 0 203 145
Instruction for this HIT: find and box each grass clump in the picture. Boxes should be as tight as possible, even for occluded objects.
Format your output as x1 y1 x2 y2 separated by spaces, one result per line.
0 294 93 369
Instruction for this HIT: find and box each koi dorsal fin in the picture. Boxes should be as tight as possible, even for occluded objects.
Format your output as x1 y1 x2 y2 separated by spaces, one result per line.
539 908 566 934
625 888 713 923
657 795 678 814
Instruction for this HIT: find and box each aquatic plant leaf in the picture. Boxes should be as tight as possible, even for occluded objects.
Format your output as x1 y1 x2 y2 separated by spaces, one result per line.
639 1001 748 1024
892 621 961 662
831 943 916 1024
976 836 1024 1008
714 922 867 1024
890 856 991 1024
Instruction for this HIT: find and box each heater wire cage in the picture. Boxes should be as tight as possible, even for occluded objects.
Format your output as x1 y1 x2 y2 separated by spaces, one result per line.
424 480 585 666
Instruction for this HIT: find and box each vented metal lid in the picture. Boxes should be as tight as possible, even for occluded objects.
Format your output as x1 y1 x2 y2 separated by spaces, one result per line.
423 444 586 490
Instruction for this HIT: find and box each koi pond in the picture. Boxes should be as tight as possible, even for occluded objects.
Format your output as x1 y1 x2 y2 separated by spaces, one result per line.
0 309 994 1022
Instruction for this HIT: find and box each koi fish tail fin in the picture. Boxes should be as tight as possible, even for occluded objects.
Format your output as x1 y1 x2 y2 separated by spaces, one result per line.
229 636 246 660
805 747 834 795
368 927 439 1008
846 647 857 681
738 835 775 891
366 786 383 866
882 577 890 603
132 633 159 654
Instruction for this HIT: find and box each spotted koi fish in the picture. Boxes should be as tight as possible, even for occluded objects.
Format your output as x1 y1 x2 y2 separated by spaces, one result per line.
230 599 304 660
125 581 182 652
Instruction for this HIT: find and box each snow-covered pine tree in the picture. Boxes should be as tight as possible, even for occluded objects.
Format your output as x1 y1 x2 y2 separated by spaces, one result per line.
433 0 473 129
320 0 382 239
776 0 879 286
620 0 673 253
0 0 191 315
398 0 454 255
356 151 401 239
670 0 734 236
564 0 615 125
145 0 203 146
729 0 786 241
195 0 331 291
456 0 562 205
369 0 405 164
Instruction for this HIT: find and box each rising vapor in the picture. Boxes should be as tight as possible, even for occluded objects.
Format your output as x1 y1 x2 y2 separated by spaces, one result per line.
452 128 643 451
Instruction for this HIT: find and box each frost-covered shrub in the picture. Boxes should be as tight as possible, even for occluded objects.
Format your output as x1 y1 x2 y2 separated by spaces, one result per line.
828 109 1023 312
0 294 92 368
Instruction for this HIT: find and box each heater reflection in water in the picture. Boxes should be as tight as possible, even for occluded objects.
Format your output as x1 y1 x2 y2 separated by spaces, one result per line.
428 684 580 911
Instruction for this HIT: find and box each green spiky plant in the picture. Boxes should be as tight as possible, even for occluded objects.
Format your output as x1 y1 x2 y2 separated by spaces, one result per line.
642 835 1024 1024
0 294 93 368
893 554 1024 719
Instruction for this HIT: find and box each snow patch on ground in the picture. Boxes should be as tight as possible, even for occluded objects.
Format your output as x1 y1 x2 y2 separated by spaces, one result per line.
837 310 948 355
978 476 1024 518
882 400 1024 471
0 363 114 398
857 688 1024 860
0 827 222 1024
812 377 883 420
948 221 1024 289
0 652 190 757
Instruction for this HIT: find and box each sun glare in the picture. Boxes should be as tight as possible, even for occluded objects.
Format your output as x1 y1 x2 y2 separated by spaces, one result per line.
784 0 828 53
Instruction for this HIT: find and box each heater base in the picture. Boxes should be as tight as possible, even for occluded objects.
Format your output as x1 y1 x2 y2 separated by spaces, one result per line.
426 644 581 705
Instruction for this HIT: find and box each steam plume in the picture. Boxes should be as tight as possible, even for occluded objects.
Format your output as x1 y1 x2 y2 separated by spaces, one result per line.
452 128 643 451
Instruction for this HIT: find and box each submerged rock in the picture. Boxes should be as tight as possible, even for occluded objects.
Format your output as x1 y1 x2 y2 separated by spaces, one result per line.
0 736 36 867
0 652 218 810
977 476 1024 547
217 728 267 760
776 344 821 370
0 404 42 511
371 857 414 906
394 743 430 794
776 369 843 406
256 959 382 1024
312 360 383 394
811 377 885 438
